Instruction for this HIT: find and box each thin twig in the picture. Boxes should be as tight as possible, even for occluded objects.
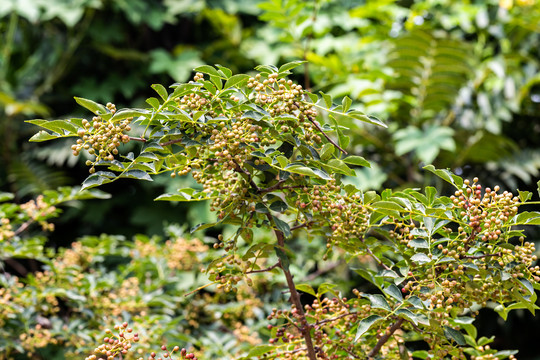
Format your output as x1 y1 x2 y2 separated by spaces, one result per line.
306 115 347 155
246 262 281 274
368 317 404 358
128 136 147 143
160 138 184 147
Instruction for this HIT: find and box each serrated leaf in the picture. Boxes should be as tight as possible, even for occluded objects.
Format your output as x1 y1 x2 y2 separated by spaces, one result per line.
443 326 466 346
224 74 249 89
354 315 382 342
269 200 288 213
324 159 355 176
320 143 334 161
215 64 232 78
363 294 392 311
81 172 115 190
151 84 168 100
383 284 403 303
119 170 153 181
423 165 463 188
146 97 161 109
74 97 108 115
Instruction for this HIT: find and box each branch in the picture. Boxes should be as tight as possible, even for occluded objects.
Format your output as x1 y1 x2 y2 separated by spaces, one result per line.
128 136 147 143
233 161 261 192
368 317 404 358
246 262 280 274
266 213 317 360
306 115 347 155
160 138 184 147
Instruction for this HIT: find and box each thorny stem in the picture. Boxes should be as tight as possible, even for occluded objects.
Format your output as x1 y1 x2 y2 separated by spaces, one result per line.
266 213 317 360
367 317 404 359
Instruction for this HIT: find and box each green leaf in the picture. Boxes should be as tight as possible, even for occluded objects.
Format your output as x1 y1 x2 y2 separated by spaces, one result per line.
342 96 352 113
74 97 108 115
246 345 274 357
354 315 382 342
224 74 249 89
278 60 306 73
215 64 232 78
81 172 115 190
423 165 463 188
511 211 540 225
0 192 14 202
151 84 168 101
537 180 540 198
323 159 355 176
194 65 227 79
343 155 370 167
296 284 316 297
269 200 289 213
362 294 391 311
347 111 387 128
411 253 431 264
320 91 333 108
119 170 153 181
272 215 291 238
29 130 63 142
320 143 334 161
519 278 534 295
274 246 290 271
383 284 403 303
443 326 466 346
146 97 161 109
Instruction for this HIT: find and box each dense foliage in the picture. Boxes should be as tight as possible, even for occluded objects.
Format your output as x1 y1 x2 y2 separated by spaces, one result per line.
1 0 540 359
27 62 540 359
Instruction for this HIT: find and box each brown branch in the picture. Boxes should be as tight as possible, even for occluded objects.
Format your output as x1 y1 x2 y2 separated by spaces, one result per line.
233 161 261 192
160 138 184 147
290 222 310 231
312 311 357 327
14 219 32 236
246 262 280 274
368 317 404 359
128 136 147 143
363 241 391 271
266 213 317 360
306 115 347 155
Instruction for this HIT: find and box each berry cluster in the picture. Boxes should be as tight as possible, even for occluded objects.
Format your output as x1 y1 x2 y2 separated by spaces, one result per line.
85 322 140 360
71 103 132 173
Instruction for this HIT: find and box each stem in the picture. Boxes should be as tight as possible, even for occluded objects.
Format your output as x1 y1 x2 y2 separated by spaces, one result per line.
462 252 501 260
306 114 347 155
246 262 280 274
266 213 317 360
367 317 404 358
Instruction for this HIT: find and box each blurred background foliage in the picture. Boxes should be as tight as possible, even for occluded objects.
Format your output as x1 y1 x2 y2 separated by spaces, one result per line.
1 0 540 358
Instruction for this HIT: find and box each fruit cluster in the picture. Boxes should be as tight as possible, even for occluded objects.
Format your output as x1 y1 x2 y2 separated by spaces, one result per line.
71 103 132 173
85 322 140 360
